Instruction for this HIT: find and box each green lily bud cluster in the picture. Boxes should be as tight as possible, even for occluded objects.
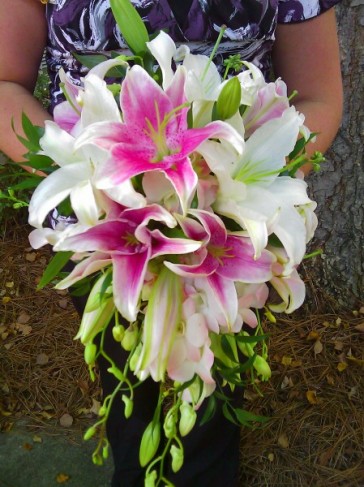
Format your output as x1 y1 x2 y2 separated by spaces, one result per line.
237 332 271 381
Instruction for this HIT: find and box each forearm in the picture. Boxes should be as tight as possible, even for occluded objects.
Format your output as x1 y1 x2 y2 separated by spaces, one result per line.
294 97 343 176
0 81 52 164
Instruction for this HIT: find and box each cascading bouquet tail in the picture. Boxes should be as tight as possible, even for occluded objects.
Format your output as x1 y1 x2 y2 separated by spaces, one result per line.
17 0 324 484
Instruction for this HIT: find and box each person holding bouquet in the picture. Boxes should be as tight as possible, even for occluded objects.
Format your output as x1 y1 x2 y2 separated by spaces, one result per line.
0 1 343 486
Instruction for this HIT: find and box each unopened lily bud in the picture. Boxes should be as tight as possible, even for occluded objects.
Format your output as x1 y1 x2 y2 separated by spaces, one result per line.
237 334 255 358
163 409 177 439
129 343 142 372
215 76 242 120
92 452 103 466
107 366 125 382
84 343 97 365
179 401 197 437
112 324 125 342
121 325 138 351
102 444 109 459
170 444 184 473
253 355 271 381
144 470 157 487
121 394 133 419
264 309 276 323
139 421 161 467
98 405 107 416
83 426 97 440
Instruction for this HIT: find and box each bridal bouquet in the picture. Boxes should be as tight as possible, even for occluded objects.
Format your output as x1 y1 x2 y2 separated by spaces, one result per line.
19 0 322 484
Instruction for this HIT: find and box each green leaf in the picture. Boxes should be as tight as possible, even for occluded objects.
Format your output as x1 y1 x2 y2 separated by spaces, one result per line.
222 403 239 425
21 113 44 150
221 335 239 363
23 153 54 170
235 334 269 344
69 278 92 297
73 53 109 69
100 271 113 299
7 177 41 191
37 251 73 290
215 77 241 121
288 132 317 161
233 408 269 426
215 353 258 376
57 198 73 217
109 0 149 56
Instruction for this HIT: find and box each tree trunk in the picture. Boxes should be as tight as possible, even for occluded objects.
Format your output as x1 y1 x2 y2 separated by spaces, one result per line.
305 0 364 308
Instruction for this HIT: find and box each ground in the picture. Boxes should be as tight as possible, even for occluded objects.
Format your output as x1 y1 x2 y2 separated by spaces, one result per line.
1 218 363 487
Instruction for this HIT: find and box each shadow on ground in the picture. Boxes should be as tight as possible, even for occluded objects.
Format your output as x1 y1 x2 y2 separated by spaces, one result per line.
0 421 113 487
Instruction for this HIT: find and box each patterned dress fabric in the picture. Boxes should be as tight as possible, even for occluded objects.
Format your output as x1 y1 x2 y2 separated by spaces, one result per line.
45 0 341 110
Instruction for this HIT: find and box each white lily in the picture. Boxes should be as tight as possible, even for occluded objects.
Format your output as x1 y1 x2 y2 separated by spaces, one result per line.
28 73 143 229
199 107 313 268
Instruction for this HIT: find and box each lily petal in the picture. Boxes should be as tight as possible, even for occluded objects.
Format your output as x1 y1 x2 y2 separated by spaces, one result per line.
136 268 182 381
112 251 150 322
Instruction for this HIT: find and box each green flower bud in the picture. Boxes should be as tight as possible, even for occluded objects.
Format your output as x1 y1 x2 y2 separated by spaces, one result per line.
107 366 125 382
121 394 133 419
215 76 242 120
102 444 109 459
92 452 103 466
139 420 161 467
264 309 276 323
121 324 138 351
179 402 197 437
253 355 271 381
144 470 157 487
163 409 177 439
237 333 255 358
83 426 97 440
84 343 97 365
129 343 142 372
98 405 107 417
112 324 125 342
170 444 184 473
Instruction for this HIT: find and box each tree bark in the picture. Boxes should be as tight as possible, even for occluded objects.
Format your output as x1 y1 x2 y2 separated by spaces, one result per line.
305 0 364 308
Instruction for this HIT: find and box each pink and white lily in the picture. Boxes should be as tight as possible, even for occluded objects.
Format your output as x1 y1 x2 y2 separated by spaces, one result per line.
165 210 275 330
54 205 202 322
268 247 306 313
78 64 243 214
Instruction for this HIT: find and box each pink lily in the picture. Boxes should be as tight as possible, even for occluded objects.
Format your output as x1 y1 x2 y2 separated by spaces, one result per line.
242 79 290 138
268 247 305 313
165 210 275 329
165 210 275 282
77 65 243 213
54 205 201 322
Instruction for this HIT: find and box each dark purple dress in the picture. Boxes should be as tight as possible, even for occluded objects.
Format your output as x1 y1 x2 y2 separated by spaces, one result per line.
45 0 341 111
